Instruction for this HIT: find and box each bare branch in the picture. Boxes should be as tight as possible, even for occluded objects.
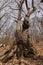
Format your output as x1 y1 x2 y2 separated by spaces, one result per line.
32 0 36 11
25 0 30 10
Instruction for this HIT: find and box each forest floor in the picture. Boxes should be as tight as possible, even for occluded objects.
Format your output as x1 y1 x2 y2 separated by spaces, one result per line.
0 38 43 65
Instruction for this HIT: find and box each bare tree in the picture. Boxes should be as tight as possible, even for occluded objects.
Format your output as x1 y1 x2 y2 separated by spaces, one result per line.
0 0 43 65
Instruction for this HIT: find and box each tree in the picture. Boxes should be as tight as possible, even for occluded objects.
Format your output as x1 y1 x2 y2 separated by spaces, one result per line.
0 0 43 64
